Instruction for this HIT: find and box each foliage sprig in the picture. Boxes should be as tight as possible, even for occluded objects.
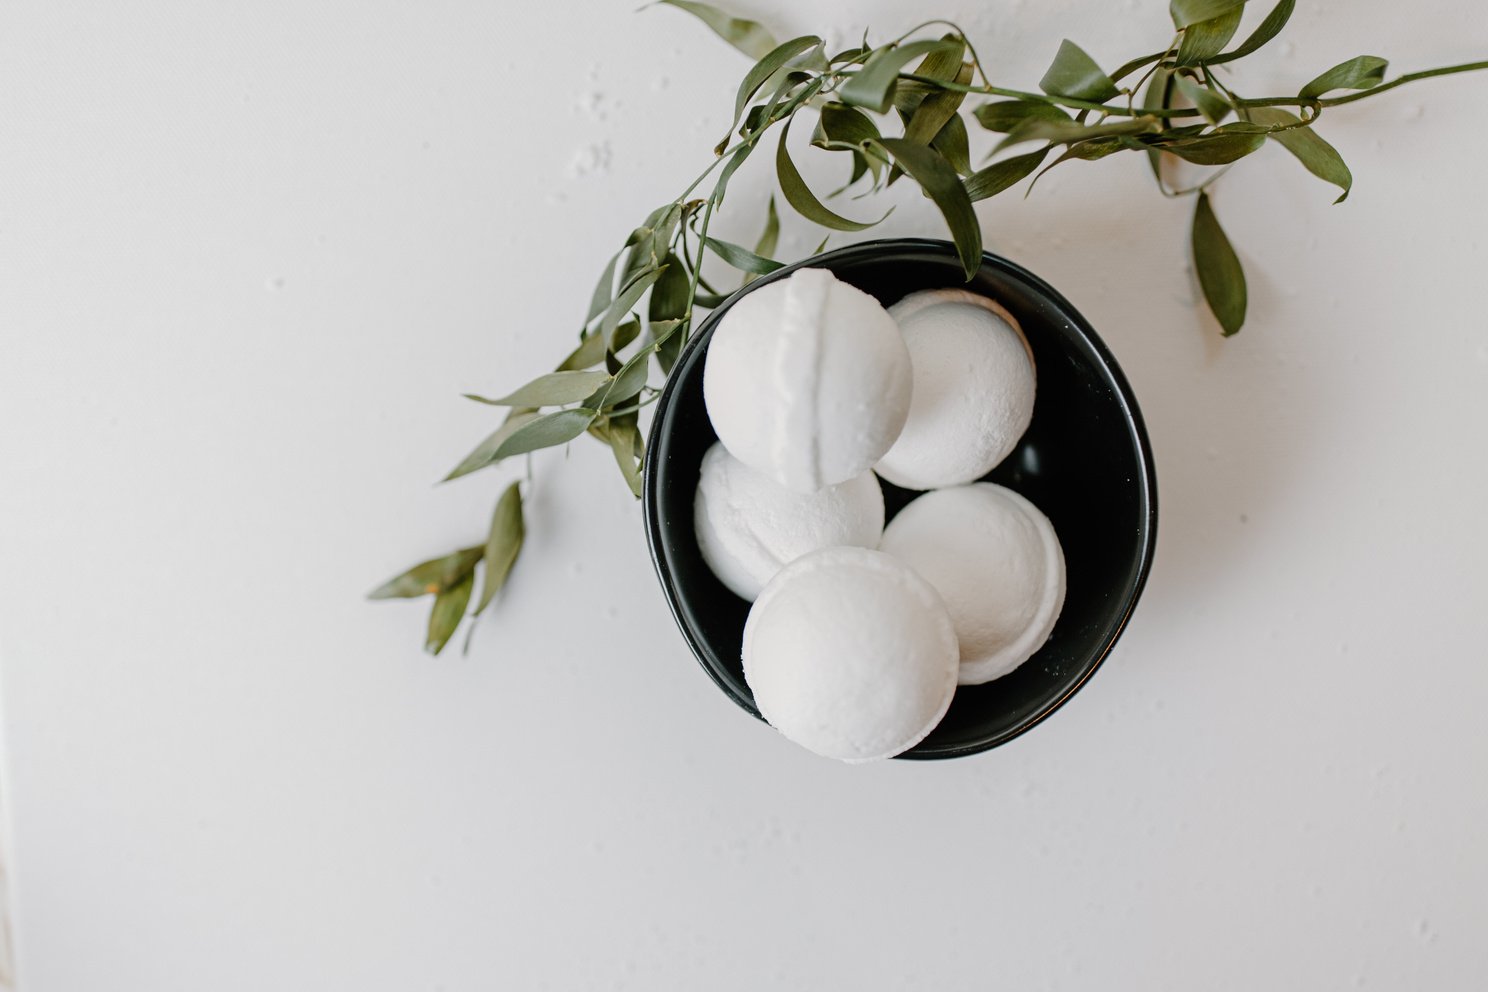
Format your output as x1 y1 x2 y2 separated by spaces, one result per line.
373 0 1488 652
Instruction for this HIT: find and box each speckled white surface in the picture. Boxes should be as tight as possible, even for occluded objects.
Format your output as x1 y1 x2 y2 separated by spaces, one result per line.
2 2 1487 989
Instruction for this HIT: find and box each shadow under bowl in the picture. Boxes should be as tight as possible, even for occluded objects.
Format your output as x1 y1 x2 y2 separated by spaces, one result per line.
642 238 1157 759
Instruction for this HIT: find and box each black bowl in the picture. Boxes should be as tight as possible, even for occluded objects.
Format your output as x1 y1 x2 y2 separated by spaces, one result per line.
642 238 1157 759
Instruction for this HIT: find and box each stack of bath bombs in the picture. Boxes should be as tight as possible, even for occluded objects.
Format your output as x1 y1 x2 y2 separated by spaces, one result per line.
696 267 1065 762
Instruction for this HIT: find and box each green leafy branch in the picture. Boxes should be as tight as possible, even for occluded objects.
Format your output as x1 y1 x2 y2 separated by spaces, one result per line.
372 0 1487 653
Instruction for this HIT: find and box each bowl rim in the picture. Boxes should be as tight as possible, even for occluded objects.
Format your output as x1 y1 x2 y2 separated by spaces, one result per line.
642 237 1159 759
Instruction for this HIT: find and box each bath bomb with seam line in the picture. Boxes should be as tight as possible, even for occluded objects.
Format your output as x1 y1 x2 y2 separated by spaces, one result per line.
743 546 959 762
693 441 885 602
880 483 1066 685
875 288 1036 490
704 267 912 493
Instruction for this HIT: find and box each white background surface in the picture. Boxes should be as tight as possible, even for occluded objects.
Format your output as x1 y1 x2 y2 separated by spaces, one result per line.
4 1 1487 988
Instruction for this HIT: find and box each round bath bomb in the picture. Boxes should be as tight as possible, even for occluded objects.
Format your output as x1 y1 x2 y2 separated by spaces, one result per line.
703 267 912 493
880 483 1065 685
875 288 1036 490
743 547 959 762
694 442 884 601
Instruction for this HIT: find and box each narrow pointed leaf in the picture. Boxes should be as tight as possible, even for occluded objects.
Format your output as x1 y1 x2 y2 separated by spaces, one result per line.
369 545 483 600
1192 191 1247 335
604 320 641 374
998 114 1160 151
1176 7 1244 65
839 39 961 113
705 236 783 275
603 415 644 497
903 38 970 145
726 35 822 143
425 572 473 655
558 331 608 372
463 370 610 408
1161 130 1266 164
444 409 594 481
870 137 981 278
588 343 655 408
812 102 883 148
475 482 524 615
444 411 539 481
777 119 889 230
1299 56 1388 100
1142 68 1175 186
601 265 665 340
653 0 777 59
585 250 621 325
1174 74 1231 124
965 147 1049 201
753 195 780 259
930 113 973 176
1111 51 1166 83
1039 40 1119 102
1247 107 1352 202
648 253 692 373
973 99 1071 133
1209 0 1294 64
1170 0 1247 30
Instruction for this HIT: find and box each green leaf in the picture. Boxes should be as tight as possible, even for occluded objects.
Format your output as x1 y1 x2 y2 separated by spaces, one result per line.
813 102 883 148
648 253 692 374
1141 68 1175 187
1247 107 1352 202
475 482 524 615
753 194 780 259
558 331 608 372
930 114 972 176
588 343 654 408
425 571 473 655
601 265 665 340
603 414 644 497
726 35 823 145
444 409 595 481
870 137 981 279
1299 56 1388 100
652 0 778 59
1161 129 1266 165
964 147 1050 201
1176 7 1244 65
1038 40 1119 103
1110 51 1166 83
463 370 610 408
584 250 621 326
704 236 783 275
839 39 961 113
998 114 1160 151
1025 138 1132 192
1170 0 1246 30
1174 74 1230 124
1209 0 1294 64
604 319 641 375
973 99 1071 134
1191 191 1247 335
903 37 969 145
777 119 889 231
369 545 483 600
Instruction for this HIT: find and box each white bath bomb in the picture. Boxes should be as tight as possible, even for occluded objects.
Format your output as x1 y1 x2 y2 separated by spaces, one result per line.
875 288 1036 490
880 483 1066 685
743 547 959 762
694 441 884 601
703 267 912 493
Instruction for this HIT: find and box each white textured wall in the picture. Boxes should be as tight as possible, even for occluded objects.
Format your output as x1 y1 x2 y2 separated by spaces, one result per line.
3 1 1486 989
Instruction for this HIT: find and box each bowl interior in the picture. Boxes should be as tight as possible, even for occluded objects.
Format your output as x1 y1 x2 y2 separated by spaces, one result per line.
644 239 1156 759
